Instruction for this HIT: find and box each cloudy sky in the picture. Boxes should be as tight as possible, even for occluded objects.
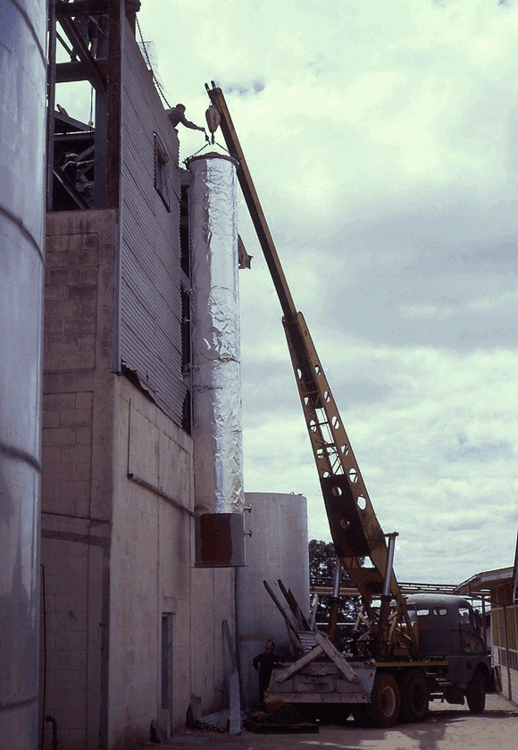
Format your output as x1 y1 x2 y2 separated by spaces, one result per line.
64 0 518 585
140 0 518 586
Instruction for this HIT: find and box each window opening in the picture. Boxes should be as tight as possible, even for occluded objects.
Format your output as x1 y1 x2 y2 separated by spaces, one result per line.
154 132 171 210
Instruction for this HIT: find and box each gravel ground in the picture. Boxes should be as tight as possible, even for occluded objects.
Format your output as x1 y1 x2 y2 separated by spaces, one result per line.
138 693 518 750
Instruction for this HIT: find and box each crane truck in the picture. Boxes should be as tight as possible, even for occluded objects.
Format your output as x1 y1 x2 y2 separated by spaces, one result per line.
204 82 494 727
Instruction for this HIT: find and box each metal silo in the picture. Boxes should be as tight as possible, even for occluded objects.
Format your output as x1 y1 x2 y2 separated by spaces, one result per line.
0 0 46 746
236 492 309 707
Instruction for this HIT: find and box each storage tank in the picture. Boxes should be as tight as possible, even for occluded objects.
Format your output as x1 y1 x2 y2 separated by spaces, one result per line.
236 492 309 707
0 0 46 746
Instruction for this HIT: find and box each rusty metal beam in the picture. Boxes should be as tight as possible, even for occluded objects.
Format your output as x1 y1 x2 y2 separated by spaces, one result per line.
56 59 108 84
56 1 106 90
55 0 108 14
105 0 122 208
46 0 57 211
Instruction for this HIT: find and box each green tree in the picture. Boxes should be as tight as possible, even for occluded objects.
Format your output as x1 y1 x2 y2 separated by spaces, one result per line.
309 539 361 649
308 539 337 583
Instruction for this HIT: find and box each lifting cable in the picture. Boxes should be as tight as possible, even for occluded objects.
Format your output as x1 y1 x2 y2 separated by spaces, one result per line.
183 139 231 165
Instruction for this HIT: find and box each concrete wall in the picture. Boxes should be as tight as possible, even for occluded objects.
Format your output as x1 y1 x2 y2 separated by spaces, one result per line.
109 379 236 746
41 203 236 750
41 210 117 750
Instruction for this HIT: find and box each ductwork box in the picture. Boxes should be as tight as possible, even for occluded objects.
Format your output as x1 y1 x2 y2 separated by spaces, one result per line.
195 513 246 567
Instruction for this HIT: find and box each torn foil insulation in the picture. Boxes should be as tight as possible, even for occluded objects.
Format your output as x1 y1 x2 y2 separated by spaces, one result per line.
187 154 244 515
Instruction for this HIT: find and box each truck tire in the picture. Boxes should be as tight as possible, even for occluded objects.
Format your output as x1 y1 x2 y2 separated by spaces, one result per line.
399 669 429 723
360 672 401 728
466 669 486 714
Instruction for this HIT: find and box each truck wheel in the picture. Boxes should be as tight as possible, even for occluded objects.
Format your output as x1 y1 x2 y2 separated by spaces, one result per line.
466 669 486 714
399 670 429 723
363 673 401 728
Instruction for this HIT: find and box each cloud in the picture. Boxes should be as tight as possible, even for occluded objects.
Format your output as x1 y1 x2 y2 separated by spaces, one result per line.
224 80 265 95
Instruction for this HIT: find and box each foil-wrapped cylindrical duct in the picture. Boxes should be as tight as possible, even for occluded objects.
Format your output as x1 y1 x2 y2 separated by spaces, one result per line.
0 0 46 745
187 153 244 516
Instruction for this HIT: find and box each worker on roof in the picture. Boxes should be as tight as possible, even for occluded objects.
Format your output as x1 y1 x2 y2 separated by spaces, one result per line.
166 103 207 135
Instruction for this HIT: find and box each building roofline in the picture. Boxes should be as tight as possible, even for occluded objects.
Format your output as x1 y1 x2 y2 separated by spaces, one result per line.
455 566 514 597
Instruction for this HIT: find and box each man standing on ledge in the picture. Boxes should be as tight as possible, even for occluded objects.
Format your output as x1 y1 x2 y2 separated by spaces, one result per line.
253 639 278 705
166 103 207 135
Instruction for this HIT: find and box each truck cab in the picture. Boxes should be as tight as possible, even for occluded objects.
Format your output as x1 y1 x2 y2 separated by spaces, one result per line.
406 594 487 658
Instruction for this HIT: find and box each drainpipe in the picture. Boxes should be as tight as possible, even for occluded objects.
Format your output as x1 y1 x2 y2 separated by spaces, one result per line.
45 715 58 750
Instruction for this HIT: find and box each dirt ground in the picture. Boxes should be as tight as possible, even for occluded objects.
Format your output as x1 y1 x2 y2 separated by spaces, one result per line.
139 694 518 750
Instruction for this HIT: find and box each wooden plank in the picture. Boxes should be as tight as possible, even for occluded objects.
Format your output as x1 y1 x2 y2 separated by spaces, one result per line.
277 579 303 628
314 632 358 684
277 579 311 631
263 581 302 644
272 645 323 684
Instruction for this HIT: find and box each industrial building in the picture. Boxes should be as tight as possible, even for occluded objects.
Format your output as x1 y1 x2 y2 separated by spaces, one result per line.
30 3 310 749
456 549 518 706
3 3 518 750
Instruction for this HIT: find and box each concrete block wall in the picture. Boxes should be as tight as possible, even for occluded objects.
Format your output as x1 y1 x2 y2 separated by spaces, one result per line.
41 210 118 750
109 379 236 748
40 516 108 750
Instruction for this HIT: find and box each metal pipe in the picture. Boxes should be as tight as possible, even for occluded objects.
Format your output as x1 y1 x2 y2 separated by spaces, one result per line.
502 603 512 701
327 558 342 643
186 153 244 516
378 532 399 657
45 715 58 750
382 532 399 598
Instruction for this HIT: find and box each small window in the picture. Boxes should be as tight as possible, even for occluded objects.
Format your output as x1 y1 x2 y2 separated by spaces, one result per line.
416 608 430 617
432 607 448 617
154 132 170 210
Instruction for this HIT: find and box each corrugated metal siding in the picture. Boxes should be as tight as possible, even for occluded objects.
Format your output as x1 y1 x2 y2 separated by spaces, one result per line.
120 20 186 425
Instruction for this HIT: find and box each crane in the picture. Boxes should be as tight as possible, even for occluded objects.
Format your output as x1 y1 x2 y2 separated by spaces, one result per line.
204 81 418 659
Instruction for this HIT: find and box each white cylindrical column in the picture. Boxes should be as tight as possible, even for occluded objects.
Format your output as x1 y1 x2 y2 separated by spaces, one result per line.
237 492 310 706
0 0 46 745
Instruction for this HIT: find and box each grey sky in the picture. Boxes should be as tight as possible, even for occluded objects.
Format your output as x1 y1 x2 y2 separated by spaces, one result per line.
139 0 518 585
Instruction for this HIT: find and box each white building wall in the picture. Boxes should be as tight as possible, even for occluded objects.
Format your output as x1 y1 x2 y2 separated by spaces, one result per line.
110 380 236 747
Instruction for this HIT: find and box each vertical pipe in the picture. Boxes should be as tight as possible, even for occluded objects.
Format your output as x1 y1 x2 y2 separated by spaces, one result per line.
481 595 487 650
378 532 398 657
327 558 341 643
502 603 512 701
0 0 46 746
186 153 244 517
